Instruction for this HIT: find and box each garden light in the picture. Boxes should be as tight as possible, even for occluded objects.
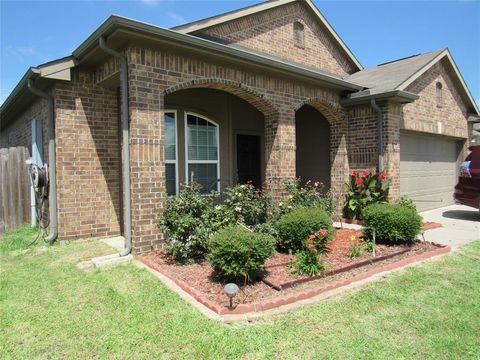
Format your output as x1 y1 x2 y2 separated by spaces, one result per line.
224 283 239 308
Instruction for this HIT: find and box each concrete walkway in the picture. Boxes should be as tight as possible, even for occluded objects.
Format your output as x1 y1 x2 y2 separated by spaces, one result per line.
420 205 479 249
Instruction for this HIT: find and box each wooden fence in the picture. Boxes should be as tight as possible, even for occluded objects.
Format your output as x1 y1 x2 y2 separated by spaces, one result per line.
0 147 31 234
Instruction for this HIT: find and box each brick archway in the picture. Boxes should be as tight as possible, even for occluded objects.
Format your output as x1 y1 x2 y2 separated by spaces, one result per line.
164 78 279 119
294 97 349 213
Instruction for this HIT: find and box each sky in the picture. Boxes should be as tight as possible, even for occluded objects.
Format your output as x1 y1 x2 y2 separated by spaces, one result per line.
1 0 479 107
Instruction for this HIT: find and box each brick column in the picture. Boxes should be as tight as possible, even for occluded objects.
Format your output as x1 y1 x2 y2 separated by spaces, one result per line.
329 115 350 214
383 102 402 201
128 62 165 253
265 108 296 201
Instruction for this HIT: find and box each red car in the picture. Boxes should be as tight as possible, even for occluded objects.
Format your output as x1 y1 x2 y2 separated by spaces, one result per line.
454 146 480 210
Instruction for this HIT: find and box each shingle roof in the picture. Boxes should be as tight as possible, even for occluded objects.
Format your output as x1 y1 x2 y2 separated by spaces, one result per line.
346 49 445 95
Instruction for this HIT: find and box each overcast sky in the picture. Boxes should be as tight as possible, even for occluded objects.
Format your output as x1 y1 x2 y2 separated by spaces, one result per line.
1 0 479 106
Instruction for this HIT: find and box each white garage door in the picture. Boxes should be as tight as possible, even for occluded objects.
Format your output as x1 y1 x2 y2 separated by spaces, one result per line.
400 132 459 212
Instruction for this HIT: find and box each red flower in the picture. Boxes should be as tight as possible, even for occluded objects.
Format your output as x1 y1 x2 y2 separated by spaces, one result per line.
355 177 364 186
363 170 370 177
352 170 359 177
379 170 387 180
319 229 328 236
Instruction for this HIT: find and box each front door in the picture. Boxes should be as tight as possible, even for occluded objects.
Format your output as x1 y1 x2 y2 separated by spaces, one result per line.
236 134 261 188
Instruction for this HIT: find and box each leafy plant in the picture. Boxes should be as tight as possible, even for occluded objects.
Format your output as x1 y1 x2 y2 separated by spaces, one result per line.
364 240 375 253
397 195 417 212
252 222 279 238
276 207 333 252
207 225 275 281
223 183 270 227
348 244 364 259
292 250 328 276
159 183 220 262
274 178 334 218
363 203 423 244
343 170 391 220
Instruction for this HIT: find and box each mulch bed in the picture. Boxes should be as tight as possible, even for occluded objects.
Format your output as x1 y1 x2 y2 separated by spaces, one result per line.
140 229 442 308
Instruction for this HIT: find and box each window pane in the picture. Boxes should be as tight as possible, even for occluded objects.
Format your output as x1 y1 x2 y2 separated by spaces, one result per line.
188 164 218 193
186 114 218 161
165 163 176 196
165 112 176 161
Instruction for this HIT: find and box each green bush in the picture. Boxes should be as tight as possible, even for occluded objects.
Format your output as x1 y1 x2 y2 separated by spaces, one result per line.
397 195 417 212
276 207 333 252
223 184 270 227
274 178 334 218
363 203 422 244
207 225 275 281
159 183 236 262
292 250 328 276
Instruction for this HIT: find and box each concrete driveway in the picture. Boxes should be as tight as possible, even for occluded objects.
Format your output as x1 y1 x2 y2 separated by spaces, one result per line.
420 205 480 249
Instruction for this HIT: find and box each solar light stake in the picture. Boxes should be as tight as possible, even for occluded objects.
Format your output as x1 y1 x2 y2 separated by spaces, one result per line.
373 229 376 258
224 283 240 309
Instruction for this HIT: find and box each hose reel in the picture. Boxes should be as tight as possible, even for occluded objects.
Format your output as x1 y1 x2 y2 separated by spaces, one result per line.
28 163 50 244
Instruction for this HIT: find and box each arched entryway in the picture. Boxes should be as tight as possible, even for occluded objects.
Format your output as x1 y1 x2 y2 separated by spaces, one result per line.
163 86 272 194
295 104 331 191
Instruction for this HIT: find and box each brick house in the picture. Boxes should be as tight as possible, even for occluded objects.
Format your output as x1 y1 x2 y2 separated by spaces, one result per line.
1 0 478 253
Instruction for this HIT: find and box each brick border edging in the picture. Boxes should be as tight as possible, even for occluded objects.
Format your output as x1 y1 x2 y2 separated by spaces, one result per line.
137 243 450 316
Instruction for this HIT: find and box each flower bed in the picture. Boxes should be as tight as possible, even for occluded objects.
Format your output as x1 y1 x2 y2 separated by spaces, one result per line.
138 229 448 315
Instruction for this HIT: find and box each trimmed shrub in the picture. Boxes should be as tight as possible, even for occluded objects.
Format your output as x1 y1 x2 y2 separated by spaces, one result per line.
363 203 422 244
276 207 334 252
208 225 275 281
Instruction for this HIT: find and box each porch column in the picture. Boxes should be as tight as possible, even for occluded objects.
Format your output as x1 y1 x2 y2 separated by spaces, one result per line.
128 63 165 253
383 102 402 201
265 108 296 201
329 115 350 214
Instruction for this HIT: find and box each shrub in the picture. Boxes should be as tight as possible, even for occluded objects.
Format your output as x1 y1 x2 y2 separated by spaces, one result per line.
207 225 275 281
275 178 334 218
363 203 423 244
276 207 333 252
223 183 270 226
397 195 417 212
252 222 279 239
292 250 328 276
343 170 391 220
159 183 235 262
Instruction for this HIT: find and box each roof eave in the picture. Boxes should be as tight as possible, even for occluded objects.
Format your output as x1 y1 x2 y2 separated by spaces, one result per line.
340 90 419 106
73 15 363 91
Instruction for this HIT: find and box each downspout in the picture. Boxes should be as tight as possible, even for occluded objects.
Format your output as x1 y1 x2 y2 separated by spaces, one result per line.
27 79 58 242
371 98 384 172
99 36 132 256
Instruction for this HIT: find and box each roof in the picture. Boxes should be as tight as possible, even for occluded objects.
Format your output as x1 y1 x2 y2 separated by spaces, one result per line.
346 50 444 95
172 0 363 71
344 48 479 114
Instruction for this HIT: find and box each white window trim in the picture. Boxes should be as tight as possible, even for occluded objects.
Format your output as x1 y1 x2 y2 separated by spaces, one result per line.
164 110 179 195
184 111 220 192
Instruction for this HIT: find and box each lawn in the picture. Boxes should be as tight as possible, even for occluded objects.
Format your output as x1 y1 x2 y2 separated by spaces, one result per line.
1 227 479 359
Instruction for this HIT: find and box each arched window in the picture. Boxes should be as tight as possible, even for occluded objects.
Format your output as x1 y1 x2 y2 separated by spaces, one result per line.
293 21 305 47
436 82 443 107
185 112 219 193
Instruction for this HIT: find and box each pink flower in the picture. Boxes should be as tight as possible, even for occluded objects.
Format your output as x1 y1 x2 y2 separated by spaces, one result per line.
379 170 387 180
352 170 359 177
355 177 364 186
363 170 370 177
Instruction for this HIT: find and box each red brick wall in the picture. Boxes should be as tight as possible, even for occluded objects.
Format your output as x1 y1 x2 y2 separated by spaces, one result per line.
194 2 357 76
54 69 122 240
125 45 350 252
402 58 469 139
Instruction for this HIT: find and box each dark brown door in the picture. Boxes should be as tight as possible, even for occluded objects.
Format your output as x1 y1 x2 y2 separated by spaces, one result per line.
236 134 261 188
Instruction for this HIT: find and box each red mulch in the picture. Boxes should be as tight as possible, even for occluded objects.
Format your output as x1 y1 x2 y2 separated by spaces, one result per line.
142 229 439 306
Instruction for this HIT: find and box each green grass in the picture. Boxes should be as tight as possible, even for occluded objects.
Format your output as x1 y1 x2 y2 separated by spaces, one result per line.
1 227 479 359
0 225 47 253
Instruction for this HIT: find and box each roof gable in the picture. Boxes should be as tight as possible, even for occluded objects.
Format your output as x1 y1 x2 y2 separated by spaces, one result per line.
173 0 362 71
346 48 478 114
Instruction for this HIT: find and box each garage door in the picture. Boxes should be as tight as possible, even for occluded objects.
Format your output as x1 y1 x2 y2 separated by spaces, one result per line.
400 132 459 212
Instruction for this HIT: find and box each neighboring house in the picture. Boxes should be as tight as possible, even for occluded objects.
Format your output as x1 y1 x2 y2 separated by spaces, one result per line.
1 0 478 252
